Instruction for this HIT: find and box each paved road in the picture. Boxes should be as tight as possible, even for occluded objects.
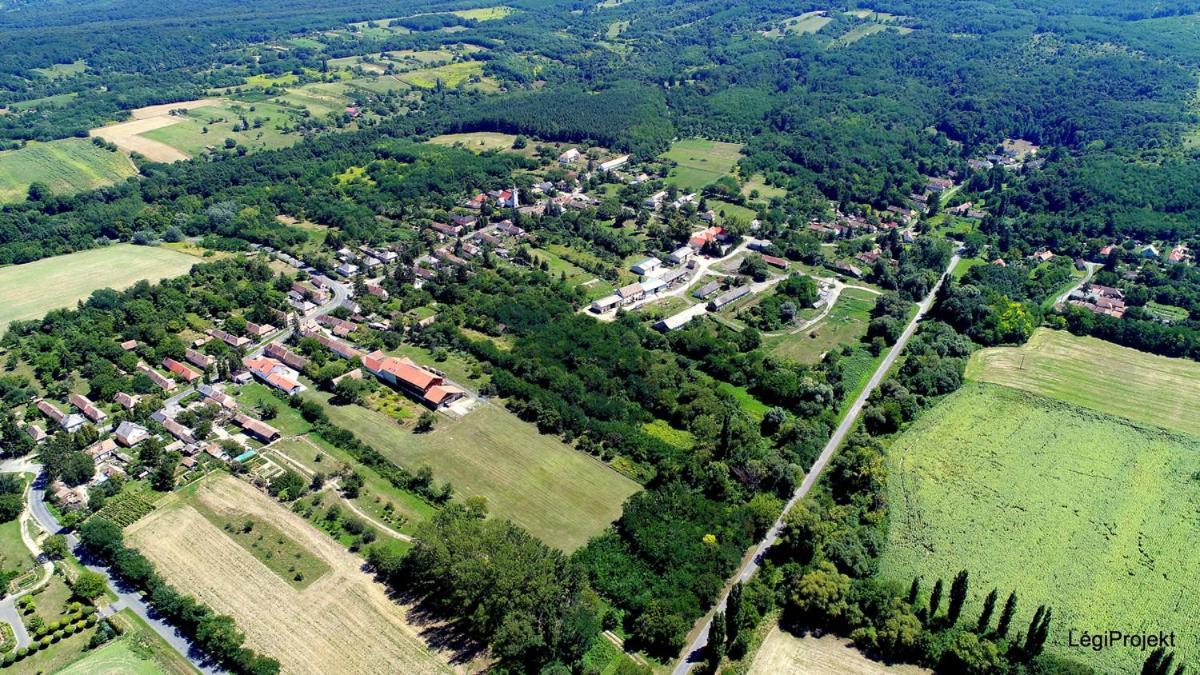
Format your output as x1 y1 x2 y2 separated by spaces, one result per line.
671 254 960 674
1054 261 1099 306
24 472 224 674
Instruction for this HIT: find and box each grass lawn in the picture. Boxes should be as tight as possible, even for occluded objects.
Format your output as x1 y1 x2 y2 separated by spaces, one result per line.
54 638 166 675
966 328 1200 436
951 256 985 280
427 131 518 152
24 571 77 628
834 347 882 420
660 138 744 192
311 397 641 551
881 382 1200 672
10 622 102 673
716 382 770 421
0 244 195 331
766 287 875 363
107 608 200 675
233 384 311 435
0 138 137 203
741 174 787 202
709 199 758 224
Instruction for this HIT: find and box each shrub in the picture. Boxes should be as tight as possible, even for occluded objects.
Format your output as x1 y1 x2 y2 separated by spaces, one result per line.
38 637 50 648
85 615 97 626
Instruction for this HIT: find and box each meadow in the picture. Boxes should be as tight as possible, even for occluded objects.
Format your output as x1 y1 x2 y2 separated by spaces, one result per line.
427 131 519 152
127 475 452 674
139 102 303 156
0 139 136 202
761 11 832 38
880 383 1200 672
766 287 876 363
397 61 491 89
750 627 928 675
966 328 1200 436
312 397 641 551
660 138 744 192
0 245 196 331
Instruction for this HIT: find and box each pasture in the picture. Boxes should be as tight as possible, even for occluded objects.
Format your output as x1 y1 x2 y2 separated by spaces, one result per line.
139 101 302 156
880 383 1200 672
313 398 641 551
750 626 928 675
0 245 196 331
127 474 453 675
398 61 490 89
0 138 136 202
660 138 744 191
966 328 1200 436
766 287 876 363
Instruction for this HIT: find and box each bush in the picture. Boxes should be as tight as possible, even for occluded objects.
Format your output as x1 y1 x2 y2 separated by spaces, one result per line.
82 606 96 616
85 615 97 626
38 637 50 648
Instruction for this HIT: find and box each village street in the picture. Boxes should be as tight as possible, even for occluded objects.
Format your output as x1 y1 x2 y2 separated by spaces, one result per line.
672 254 961 674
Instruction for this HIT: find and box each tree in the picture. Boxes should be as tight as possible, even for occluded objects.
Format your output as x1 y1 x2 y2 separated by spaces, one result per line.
151 459 177 491
43 535 69 560
79 518 124 561
726 582 743 648
707 611 727 671
947 569 969 626
415 411 437 433
976 588 998 634
73 570 107 601
995 591 1017 638
634 602 688 657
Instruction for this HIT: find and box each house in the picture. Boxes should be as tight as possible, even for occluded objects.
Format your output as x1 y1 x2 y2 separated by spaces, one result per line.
37 400 85 433
762 254 789 270
198 383 238 410
298 325 364 360
688 226 726 251
430 222 462 238
180 456 198 470
599 155 630 172
709 285 752 310
451 214 478 229
163 358 202 384
207 328 250 349
617 283 645 304
631 257 662 276
69 393 107 424
643 191 667 209
243 356 306 395
246 322 276 338
668 247 693 265
84 438 118 463
233 414 281 443
25 425 47 444
114 420 149 447
120 339 138 351
558 148 582 164
464 193 487 210
317 314 358 337
590 295 622 314
335 262 360 277
925 177 955 192
162 417 196 445
991 258 1007 267
1168 245 1188 264
264 342 309 370
366 282 389 299
1032 250 1055 263
1140 245 1160 260
1097 245 1117 259
50 480 87 508
185 348 214 370
361 351 466 408
693 281 722 299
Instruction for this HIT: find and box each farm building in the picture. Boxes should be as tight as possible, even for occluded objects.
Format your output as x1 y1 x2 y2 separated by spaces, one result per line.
762 254 790 270
708 285 752 310
693 281 722 299
590 295 622 313
656 310 697 332
617 283 645 304
599 155 629 172
631 257 662 276
558 148 582 164
640 277 667 296
233 414 281 443
668 247 693 264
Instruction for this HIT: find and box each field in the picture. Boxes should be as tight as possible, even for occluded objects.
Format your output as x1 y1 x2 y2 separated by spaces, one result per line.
126 474 454 675
766 287 876 363
397 61 489 89
0 245 196 331
749 626 929 674
761 11 832 38
965 328 1200 436
660 138 744 192
834 23 914 46
741 173 787 201
55 637 167 675
427 131 519 152
139 102 302 156
0 139 137 202
451 6 514 20
313 398 641 551
880 383 1200 672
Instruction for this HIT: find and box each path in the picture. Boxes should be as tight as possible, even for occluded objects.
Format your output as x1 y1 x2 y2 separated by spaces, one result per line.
671 254 960 674
1053 261 1099 305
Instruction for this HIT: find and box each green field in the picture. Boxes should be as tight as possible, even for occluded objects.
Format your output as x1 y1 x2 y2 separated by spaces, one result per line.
33 60 86 79
140 102 303 155
660 138 744 192
761 11 832 38
427 131 519 152
451 6 514 20
766 287 876 363
966 328 1200 436
193 500 331 590
741 174 787 201
880 382 1200 672
0 139 137 203
9 91 79 111
312 397 641 551
54 637 167 675
0 245 196 331
397 61 490 89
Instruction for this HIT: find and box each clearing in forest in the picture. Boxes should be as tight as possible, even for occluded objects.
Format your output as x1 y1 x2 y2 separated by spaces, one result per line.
750 626 929 674
966 327 1200 436
880 382 1200 673
427 131 519 152
0 245 196 331
313 397 641 551
0 138 137 202
660 138 744 192
126 474 457 675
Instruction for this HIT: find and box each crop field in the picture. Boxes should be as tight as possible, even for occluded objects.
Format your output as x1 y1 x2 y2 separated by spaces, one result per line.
966 328 1200 436
0 244 196 331
880 383 1200 672
127 475 453 674
271 82 353 116
313 398 641 551
660 138 744 192
0 138 137 202
750 626 929 675
766 287 876 363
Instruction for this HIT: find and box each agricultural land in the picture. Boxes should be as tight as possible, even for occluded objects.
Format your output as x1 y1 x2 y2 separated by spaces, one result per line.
0 139 137 203
660 138 744 192
749 627 930 675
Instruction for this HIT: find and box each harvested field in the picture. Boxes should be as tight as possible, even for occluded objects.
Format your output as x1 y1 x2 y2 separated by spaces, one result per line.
966 328 1200 436
749 626 929 674
91 116 191 162
130 99 221 119
0 244 196 331
126 475 460 675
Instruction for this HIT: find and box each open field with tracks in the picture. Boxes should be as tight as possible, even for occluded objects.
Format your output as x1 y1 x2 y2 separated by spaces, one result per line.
0 245 196 331
127 474 454 675
313 397 641 551
766 287 876 363
427 131 518 152
750 626 929 674
966 328 1200 436
660 138 743 191
0 138 137 202
880 382 1200 672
